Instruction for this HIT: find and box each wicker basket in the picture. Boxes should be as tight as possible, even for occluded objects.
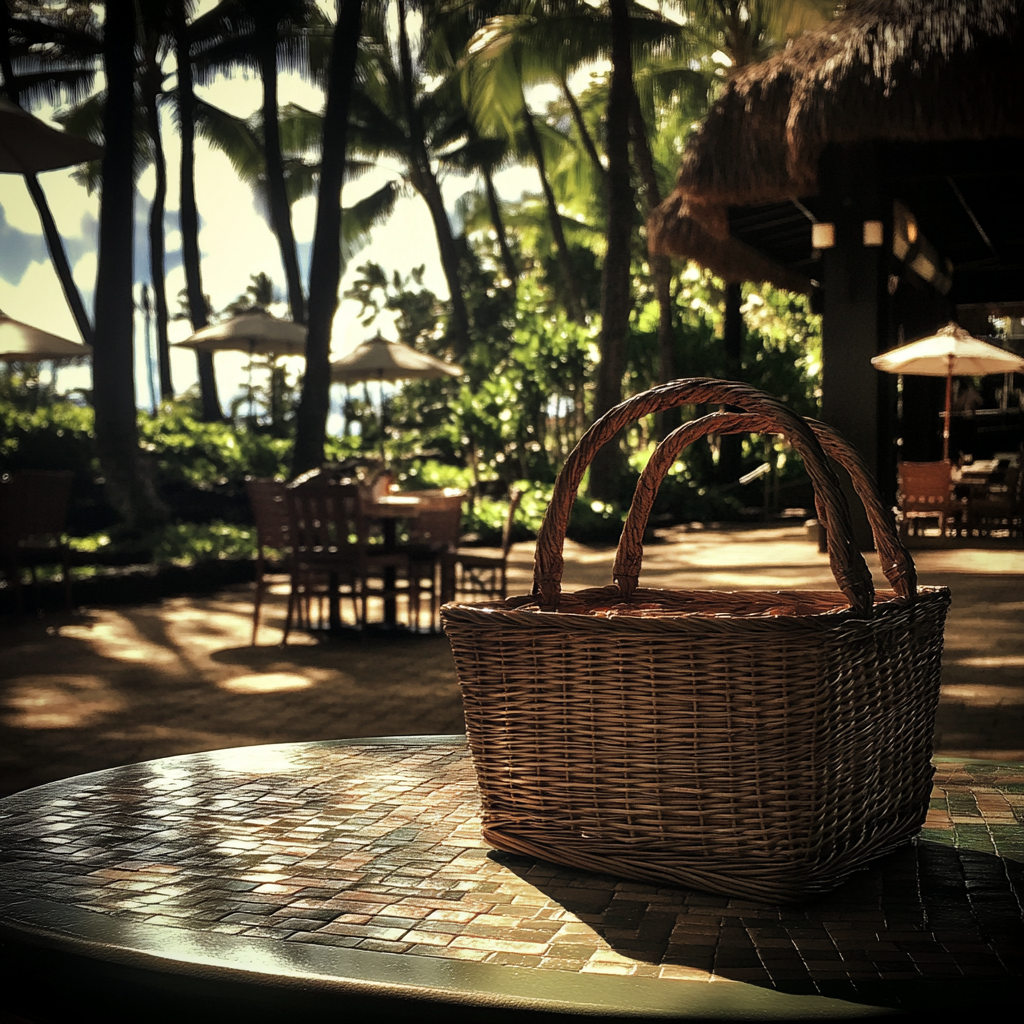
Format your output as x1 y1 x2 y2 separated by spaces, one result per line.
441 379 950 902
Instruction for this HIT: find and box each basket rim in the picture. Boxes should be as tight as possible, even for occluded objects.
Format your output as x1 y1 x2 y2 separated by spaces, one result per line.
441 584 951 630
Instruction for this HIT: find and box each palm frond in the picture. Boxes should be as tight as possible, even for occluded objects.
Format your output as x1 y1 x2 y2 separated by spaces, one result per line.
341 180 401 268
279 102 324 158
193 98 266 211
2 68 98 109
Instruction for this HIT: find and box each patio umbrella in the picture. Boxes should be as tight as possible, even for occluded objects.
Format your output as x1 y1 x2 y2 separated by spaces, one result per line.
330 333 463 384
173 311 307 420
330 333 462 456
172 310 307 358
0 314 91 362
871 322 1024 461
0 98 103 173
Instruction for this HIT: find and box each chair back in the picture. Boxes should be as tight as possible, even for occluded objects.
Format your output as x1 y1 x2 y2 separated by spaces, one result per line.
501 488 524 557
245 478 290 555
897 461 953 513
287 478 367 564
408 492 463 551
0 471 73 552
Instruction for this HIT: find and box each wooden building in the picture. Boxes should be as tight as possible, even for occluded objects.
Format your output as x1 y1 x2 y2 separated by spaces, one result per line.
648 0 1023 534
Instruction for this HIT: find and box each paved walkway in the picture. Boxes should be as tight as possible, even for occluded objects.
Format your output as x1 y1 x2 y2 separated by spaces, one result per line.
1 526 1022 798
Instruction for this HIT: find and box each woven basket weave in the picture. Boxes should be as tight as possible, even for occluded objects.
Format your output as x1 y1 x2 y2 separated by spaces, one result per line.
442 379 950 902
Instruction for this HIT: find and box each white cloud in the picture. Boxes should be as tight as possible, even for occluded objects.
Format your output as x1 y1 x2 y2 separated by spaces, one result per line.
72 252 97 303
0 176 40 234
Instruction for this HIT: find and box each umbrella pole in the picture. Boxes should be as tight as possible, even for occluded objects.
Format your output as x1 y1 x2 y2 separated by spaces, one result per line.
943 356 953 462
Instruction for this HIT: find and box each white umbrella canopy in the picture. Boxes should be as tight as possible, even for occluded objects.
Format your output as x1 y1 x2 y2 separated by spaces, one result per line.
0 98 103 173
330 333 462 458
871 322 1024 460
172 310 307 357
330 333 462 384
0 313 92 362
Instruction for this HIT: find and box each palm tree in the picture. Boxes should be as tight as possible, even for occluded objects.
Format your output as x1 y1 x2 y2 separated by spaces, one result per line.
192 0 325 326
346 0 490 352
137 3 177 401
172 0 222 420
587 0 634 499
462 18 590 322
291 0 364 475
92 0 163 525
0 1 99 346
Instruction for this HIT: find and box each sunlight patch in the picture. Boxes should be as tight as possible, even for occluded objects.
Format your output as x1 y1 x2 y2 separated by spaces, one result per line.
58 622 178 665
2 675 124 729
219 672 315 694
940 684 1024 706
950 656 1024 669
203 744 310 774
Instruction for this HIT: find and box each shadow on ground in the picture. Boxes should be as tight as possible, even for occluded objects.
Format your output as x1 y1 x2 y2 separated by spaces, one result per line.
493 840 1024 1012
2 527 1021 796
0 589 464 797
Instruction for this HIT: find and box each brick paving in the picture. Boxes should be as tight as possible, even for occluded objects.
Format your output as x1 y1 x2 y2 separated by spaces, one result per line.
1 527 1022 799
1 739 1021 995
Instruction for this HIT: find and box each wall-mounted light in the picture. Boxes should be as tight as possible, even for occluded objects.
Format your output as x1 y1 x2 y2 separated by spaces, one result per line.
908 252 954 295
862 220 884 247
811 222 835 250
892 200 953 294
892 202 918 258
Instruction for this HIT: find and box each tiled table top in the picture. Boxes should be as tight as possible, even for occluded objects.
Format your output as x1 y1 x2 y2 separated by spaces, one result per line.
1 737 1022 1020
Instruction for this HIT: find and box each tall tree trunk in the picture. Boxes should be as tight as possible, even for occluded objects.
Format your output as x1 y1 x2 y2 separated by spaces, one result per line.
412 160 472 350
25 175 95 346
0 15 94 346
174 2 221 420
144 85 173 400
259 29 305 325
483 165 517 284
588 0 634 502
718 280 745 484
628 90 675 437
93 1 162 526
396 0 470 349
292 0 364 477
560 73 605 186
521 105 584 323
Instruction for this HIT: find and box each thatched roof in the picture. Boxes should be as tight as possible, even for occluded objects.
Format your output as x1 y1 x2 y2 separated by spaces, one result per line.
652 0 1023 259
646 193 815 294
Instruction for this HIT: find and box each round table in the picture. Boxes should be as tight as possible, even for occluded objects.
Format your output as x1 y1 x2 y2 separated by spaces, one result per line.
1 737 1021 1021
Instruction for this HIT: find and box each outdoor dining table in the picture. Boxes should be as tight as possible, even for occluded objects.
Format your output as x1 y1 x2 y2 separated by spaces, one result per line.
363 494 421 629
953 459 1010 501
1 735 1021 1020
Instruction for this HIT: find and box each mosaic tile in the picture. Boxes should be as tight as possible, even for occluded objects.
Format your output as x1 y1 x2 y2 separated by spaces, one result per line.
1 742 1022 988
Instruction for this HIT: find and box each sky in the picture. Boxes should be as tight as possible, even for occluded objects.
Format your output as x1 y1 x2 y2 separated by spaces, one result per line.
0 57 545 418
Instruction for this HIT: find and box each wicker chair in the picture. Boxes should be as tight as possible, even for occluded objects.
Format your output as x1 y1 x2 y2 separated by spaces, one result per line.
285 477 410 639
443 488 523 604
401 490 465 631
246 477 324 644
897 461 963 539
965 455 1023 539
0 471 74 614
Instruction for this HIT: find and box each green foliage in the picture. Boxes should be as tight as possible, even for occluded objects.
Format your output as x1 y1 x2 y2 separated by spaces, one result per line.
68 521 258 569
138 401 293 488
0 396 97 477
148 521 258 565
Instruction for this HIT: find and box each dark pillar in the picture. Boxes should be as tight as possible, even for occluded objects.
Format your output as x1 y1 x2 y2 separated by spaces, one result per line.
892 277 954 463
818 144 893 549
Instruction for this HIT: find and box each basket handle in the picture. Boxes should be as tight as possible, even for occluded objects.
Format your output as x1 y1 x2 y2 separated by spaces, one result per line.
612 411 917 602
533 378 874 615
